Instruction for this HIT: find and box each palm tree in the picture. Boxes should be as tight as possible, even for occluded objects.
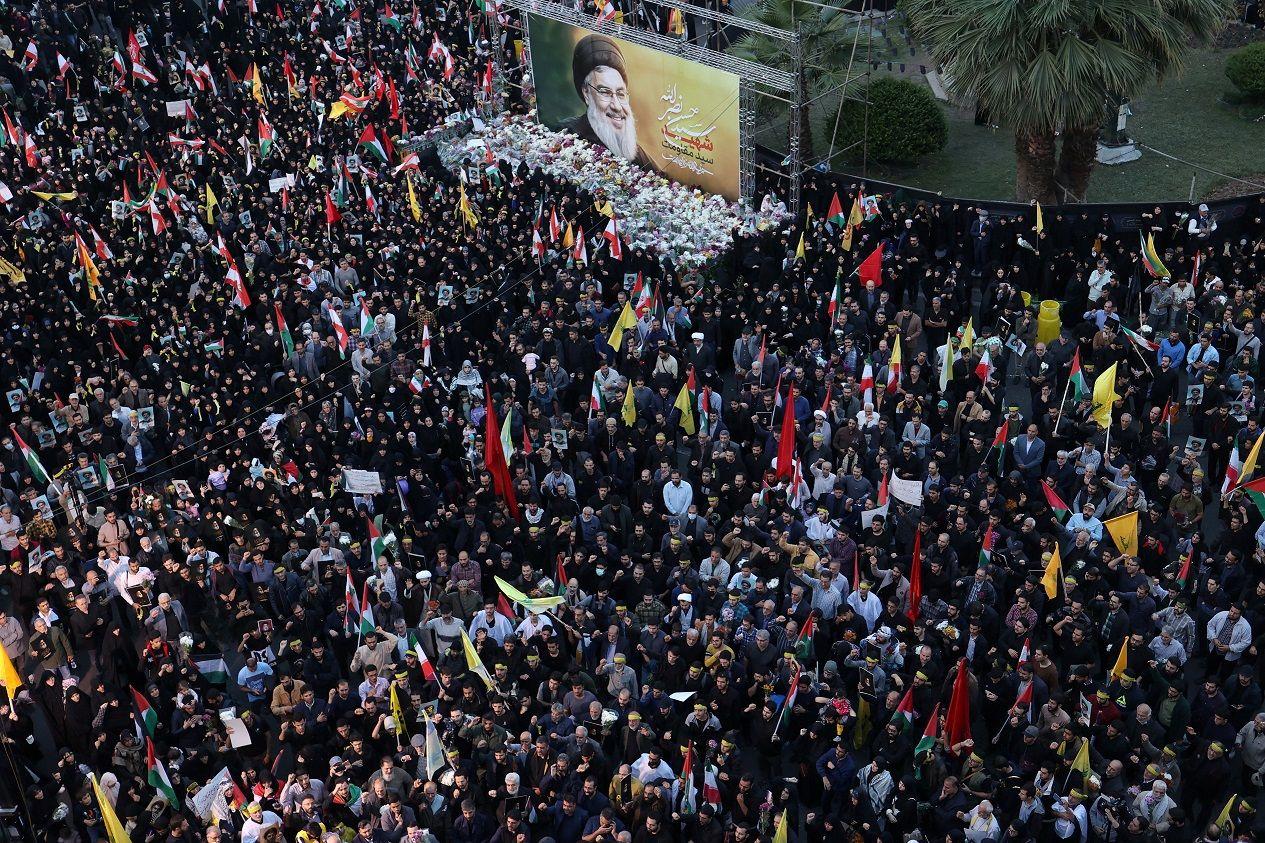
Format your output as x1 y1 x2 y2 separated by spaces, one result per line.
901 0 1231 203
729 0 867 163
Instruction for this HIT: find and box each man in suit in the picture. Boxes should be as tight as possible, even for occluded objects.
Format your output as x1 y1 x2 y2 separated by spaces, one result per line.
1012 424 1046 482
144 592 190 641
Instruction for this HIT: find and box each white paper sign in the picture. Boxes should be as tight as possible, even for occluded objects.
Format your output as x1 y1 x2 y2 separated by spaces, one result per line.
268 175 296 193
889 476 924 507
165 99 191 117
224 716 252 748
342 468 384 495
861 503 889 529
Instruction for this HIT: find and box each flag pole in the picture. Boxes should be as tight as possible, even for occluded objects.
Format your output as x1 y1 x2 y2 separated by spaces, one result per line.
1053 367 1074 435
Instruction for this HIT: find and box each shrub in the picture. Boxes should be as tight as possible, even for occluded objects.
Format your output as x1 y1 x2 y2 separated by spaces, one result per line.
1226 42 1265 99
832 76 949 165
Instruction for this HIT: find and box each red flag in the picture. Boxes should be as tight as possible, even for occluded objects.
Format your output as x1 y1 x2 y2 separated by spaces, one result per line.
497 593 515 620
774 381 797 481
857 243 883 286
483 388 519 519
324 191 341 225
944 658 973 753
109 329 127 359
907 529 922 622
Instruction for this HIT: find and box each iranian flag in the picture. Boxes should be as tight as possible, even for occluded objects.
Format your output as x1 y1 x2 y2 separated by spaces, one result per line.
192 655 229 684
915 702 940 756
274 304 295 357
891 687 916 731
147 738 180 807
11 426 59 493
358 125 388 163
1121 324 1159 353
589 379 605 416
1068 348 1087 401
1042 481 1071 522
1223 441 1244 498
132 686 158 736
407 632 436 680
827 273 843 322
344 569 359 636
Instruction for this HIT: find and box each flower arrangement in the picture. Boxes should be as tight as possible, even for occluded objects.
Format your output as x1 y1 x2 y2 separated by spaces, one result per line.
438 114 788 267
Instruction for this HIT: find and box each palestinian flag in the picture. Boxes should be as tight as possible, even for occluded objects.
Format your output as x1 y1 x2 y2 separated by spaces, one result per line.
891 687 916 731
978 528 994 569
192 655 229 684
146 738 180 807
11 426 58 493
359 297 375 335
257 115 274 158
1175 546 1195 590
274 303 295 357
914 703 939 756
132 686 158 736
381 1 402 29
1068 348 1087 402
359 581 377 635
826 191 845 226
556 557 569 595
332 318 350 358
1240 476 1265 518
98 457 116 491
1042 481 1071 522
366 515 388 559
358 125 388 163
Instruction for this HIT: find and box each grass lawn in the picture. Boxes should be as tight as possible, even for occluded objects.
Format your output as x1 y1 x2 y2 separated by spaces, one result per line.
851 46 1265 202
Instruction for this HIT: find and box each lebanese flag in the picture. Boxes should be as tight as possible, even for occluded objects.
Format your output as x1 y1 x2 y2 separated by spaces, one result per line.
0 182 12 205
531 225 546 259
1014 678 1035 723
602 216 623 259
55 52 71 80
421 323 432 368
483 387 520 519
572 225 588 265
146 198 168 235
91 226 114 261
549 206 562 241
859 359 874 404
774 381 797 480
22 40 37 71
1017 637 1031 669
331 317 350 357
344 570 359 635
975 349 993 382
2 110 22 147
23 134 39 169
857 243 883 286
132 60 159 85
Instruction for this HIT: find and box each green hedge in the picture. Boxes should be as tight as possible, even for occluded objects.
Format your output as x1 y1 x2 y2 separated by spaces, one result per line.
1226 42 1265 99
833 77 948 165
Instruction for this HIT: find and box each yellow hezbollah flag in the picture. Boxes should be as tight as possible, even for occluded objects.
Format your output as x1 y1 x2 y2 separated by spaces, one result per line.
0 255 25 284
562 222 574 249
389 682 408 737
607 301 637 353
1215 794 1238 832
1239 430 1265 488
1110 638 1129 680
461 630 494 690
772 809 789 843
1041 544 1062 599
1069 737 1091 777
30 190 78 201
249 63 265 104
959 318 975 352
407 174 421 222
92 774 131 843
595 200 614 218
674 381 695 435
1035 201 1044 234
848 195 863 227
621 380 637 427
842 223 854 252
457 184 479 228
795 232 805 261
1091 362 1118 429
1103 510 1139 556
205 183 218 225
494 576 565 612
0 644 22 694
